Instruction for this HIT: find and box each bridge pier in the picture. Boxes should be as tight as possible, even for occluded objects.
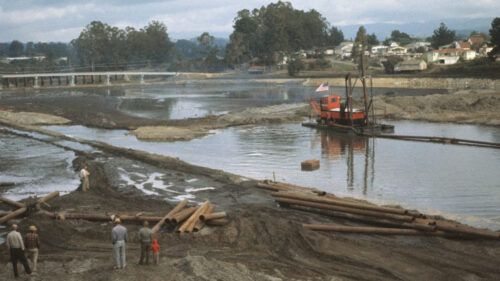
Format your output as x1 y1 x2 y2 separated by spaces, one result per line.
105 74 110 86
34 76 39 88
124 74 130 81
70 75 75 87
140 74 145 85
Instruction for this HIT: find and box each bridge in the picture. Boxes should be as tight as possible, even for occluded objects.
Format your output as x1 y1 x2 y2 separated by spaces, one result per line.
0 71 180 89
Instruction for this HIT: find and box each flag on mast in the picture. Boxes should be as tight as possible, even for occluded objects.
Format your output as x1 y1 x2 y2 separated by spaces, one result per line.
315 82 329 92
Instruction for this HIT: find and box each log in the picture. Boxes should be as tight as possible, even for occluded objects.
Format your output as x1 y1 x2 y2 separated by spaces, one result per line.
206 218 229 226
275 197 414 222
200 212 227 221
151 199 188 233
273 191 409 216
256 183 284 192
169 207 198 225
193 204 216 232
0 207 27 224
178 200 209 233
433 220 500 240
302 224 455 237
0 197 25 209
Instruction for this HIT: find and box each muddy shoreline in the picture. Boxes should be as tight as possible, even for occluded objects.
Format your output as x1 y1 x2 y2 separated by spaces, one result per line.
1 124 500 281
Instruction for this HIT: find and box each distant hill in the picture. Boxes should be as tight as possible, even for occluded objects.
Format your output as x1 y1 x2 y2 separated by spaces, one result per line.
340 17 493 41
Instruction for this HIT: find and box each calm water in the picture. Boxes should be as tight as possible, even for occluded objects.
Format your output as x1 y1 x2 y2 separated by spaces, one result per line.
43 121 500 230
0 83 447 120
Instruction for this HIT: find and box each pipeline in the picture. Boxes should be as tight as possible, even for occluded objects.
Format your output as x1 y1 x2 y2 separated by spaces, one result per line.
302 224 456 237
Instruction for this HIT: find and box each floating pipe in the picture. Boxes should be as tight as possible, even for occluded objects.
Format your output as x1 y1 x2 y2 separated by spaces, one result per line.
275 197 414 222
433 221 500 240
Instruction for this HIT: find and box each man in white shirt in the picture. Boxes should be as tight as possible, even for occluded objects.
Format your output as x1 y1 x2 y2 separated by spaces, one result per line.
80 165 90 192
6 224 32 277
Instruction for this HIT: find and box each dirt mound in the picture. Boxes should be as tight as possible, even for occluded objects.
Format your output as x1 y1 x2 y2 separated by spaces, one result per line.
369 90 500 126
0 110 70 125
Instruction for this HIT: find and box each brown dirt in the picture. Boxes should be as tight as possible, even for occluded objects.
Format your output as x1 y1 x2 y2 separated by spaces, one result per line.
1 126 500 281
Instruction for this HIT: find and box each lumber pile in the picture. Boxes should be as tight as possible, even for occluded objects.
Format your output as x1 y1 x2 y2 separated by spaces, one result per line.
259 181 500 240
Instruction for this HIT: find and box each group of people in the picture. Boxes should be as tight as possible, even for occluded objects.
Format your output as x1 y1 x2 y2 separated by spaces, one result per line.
111 218 161 270
5 219 161 278
5 224 40 278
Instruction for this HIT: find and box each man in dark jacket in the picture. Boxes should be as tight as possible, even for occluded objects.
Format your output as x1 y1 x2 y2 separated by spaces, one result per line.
138 221 152 265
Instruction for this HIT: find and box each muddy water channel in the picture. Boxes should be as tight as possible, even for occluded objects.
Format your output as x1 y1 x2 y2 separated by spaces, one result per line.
42 120 500 230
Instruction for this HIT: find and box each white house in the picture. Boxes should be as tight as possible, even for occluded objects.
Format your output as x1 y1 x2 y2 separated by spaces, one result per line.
405 41 431 52
425 48 476 64
335 42 353 58
371 45 388 55
388 46 407 55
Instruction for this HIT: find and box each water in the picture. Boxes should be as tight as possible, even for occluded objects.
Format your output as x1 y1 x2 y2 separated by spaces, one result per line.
43 121 500 230
0 83 446 120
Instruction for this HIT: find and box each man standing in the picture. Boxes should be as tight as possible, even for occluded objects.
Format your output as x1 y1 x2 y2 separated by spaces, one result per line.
111 218 127 269
6 224 32 278
138 221 152 265
80 165 90 192
25 225 40 272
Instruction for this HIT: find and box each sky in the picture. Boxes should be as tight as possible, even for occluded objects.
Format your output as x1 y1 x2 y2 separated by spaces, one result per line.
0 0 498 42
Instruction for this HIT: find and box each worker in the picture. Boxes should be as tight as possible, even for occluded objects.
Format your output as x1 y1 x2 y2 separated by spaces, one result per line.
6 224 32 278
111 218 128 269
24 225 40 272
138 221 152 265
80 165 90 192
151 238 160 265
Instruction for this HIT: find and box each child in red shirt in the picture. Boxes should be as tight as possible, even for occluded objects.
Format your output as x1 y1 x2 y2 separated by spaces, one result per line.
151 238 160 264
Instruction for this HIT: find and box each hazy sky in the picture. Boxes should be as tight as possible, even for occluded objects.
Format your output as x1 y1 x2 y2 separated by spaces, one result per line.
0 0 498 42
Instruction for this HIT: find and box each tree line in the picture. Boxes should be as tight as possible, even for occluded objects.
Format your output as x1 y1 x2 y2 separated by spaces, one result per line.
1 0 499 74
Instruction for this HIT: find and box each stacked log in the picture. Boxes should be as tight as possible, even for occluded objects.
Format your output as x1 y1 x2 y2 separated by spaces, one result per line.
272 190 500 240
152 199 188 233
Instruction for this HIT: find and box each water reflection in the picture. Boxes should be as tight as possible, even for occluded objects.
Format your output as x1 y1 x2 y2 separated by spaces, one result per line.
314 131 375 194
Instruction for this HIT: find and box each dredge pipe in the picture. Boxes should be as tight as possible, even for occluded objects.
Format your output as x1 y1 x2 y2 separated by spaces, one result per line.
276 197 414 222
178 200 209 233
0 197 26 209
169 207 198 225
433 221 500 240
152 199 188 233
206 218 229 226
193 204 216 232
302 224 454 237
186 201 211 233
200 212 226 222
273 191 409 215
39 191 59 203
0 207 27 224
40 211 163 222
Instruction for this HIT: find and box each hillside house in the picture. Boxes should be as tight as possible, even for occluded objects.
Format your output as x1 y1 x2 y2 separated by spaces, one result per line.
468 35 486 46
371 45 388 55
335 42 353 59
387 46 407 55
405 42 431 52
394 60 427 72
425 48 476 64
439 41 471 50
